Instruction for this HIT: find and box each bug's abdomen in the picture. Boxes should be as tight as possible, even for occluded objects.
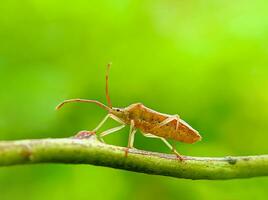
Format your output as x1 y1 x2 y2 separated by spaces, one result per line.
147 120 201 144
127 103 201 144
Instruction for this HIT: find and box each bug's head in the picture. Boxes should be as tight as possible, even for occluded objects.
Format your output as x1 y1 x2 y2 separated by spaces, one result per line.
110 107 127 119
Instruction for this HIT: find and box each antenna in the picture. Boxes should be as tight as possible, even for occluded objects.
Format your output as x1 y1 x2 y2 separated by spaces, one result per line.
106 63 112 108
56 99 111 111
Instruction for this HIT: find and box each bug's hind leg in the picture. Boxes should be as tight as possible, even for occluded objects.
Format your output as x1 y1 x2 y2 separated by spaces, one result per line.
125 120 137 157
141 132 184 160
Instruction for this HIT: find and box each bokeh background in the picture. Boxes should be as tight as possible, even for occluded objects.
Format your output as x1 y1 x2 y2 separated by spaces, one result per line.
1 0 268 199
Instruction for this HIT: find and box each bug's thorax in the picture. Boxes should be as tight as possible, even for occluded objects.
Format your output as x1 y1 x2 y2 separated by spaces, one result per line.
109 103 146 124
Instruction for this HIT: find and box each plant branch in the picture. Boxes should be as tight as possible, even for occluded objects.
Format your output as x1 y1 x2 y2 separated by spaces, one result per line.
0 132 267 180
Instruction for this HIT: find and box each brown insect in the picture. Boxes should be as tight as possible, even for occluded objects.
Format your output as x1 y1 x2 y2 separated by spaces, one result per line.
56 64 201 160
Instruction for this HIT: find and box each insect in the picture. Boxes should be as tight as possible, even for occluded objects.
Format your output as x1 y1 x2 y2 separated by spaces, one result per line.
56 64 202 160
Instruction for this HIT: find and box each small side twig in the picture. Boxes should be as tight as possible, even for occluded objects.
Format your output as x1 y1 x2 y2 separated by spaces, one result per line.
0 131 267 180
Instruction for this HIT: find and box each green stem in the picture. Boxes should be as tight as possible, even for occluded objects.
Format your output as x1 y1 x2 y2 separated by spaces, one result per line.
0 134 267 180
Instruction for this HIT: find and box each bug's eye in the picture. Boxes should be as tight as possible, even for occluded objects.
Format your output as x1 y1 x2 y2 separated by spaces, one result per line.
116 109 120 112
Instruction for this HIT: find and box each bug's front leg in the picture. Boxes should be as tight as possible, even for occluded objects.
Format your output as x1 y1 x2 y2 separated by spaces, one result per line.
94 114 126 142
93 113 124 132
125 120 137 157
99 124 125 142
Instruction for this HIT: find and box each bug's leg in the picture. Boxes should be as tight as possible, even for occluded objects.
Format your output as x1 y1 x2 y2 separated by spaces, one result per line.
154 114 180 131
109 114 125 125
93 114 111 132
141 132 184 160
99 124 125 142
93 114 126 142
125 120 137 157
93 114 125 132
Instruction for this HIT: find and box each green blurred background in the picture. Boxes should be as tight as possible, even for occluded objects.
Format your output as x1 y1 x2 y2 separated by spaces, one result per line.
1 0 268 199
